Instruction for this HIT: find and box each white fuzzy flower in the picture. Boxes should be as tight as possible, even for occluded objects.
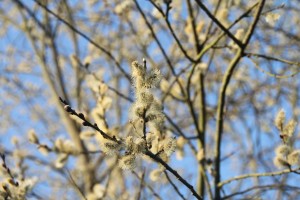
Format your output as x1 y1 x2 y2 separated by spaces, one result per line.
55 154 69 168
38 145 51 156
119 154 136 170
101 141 122 155
275 144 291 157
163 137 176 156
287 150 300 165
275 109 285 130
265 13 281 26
273 156 289 169
282 120 297 138
149 169 163 181
28 129 39 144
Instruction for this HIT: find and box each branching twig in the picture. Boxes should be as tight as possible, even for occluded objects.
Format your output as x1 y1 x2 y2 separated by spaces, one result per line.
32 0 131 81
133 0 174 72
194 0 243 48
248 57 300 79
148 0 197 62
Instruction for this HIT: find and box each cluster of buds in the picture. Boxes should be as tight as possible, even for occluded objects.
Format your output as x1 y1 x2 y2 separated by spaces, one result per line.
27 128 79 168
273 109 299 168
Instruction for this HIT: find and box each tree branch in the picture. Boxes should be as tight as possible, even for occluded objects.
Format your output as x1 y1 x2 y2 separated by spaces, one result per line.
213 1 265 198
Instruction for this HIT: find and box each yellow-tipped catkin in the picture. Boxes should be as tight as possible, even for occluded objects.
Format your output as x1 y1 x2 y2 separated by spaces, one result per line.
275 109 285 130
28 129 39 144
282 120 297 138
287 150 300 165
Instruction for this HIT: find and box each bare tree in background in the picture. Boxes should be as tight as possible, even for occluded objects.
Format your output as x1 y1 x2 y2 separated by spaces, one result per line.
1 0 300 199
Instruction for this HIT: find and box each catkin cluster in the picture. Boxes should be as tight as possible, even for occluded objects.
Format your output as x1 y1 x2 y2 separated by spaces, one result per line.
130 60 164 133
117 60 176 171
273 109 299 168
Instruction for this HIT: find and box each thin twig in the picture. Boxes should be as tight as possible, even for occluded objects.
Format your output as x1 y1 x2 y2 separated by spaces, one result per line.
223 184 300 199
136 170 145 200
65 168 87 200
145 151 203 200
164 171 187 200
59 97 119 142
248 57 300 79
218 167 300 188
148 0 196 62
133 0 175 74
132 171 162 200
245 52 300 66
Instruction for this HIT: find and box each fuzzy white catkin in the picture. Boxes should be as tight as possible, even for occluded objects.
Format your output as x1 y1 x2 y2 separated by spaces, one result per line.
149 169 163 181
101 141 121 155
265 12 281 26
93 184 105 198
176 150 184 160
28 129 39 144
62 140 79 154
99 83 108 95
37 145 50 156
273 156 289 169
216 8 229 27
54 138 64 152
275 109 285 130
177 136 187 149
283 120 297 138
131 61 145 79
55 154 68 168
138 90 154 105
275 144 291 157
80 130 95 140
160 78 170 93
119 154 136 170
197 149 205 161
144 69 162 88
235 29 245 41
100 96 112 111
287 150 300 165
125 135 134 152
134 138 146 154
163 138 176 156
